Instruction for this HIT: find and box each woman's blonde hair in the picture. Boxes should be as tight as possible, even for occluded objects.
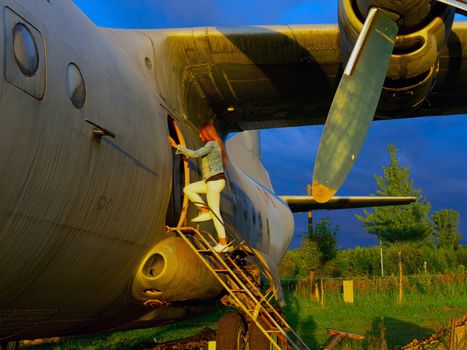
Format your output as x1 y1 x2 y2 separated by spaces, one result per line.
199 122 228 165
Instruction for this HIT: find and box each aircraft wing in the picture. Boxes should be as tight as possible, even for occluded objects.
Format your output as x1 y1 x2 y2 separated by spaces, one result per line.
145 22 467 131
279 196 416 213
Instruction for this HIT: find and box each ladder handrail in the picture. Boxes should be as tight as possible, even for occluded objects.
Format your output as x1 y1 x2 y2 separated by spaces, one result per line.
190 227 309 349
187 202 282 296
171 227 286 349
168 226 311 350
177 228 289 340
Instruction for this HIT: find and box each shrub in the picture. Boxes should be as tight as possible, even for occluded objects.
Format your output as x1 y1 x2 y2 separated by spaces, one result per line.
333 242 462 277
278 250 300 280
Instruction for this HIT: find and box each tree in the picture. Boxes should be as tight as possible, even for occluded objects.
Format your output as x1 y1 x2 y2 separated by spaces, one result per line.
356 145 433 243
307 218 338 263
278 250 300 279
297 240 322 274
432 209 462 249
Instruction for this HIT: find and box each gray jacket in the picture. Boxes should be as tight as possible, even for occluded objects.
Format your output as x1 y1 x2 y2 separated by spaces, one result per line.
177 141 225 181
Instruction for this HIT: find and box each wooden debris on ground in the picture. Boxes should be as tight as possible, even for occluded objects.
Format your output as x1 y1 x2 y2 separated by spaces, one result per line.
139 327 216 350
401 315 466 350
321 329 365 350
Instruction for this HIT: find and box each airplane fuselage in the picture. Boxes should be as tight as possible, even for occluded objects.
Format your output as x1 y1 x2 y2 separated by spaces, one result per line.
0 0 293 340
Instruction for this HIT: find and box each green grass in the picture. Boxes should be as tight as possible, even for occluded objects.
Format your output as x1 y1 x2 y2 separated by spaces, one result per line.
22 310 225 349
22 274 466 349
283 274 466 349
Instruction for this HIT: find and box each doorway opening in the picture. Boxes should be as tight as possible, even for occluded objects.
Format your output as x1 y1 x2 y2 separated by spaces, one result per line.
166 116 190 227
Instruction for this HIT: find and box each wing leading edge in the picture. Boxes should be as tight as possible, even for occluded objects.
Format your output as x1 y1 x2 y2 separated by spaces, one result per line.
146 24 341 130
144 22 467 132
280 196 416 213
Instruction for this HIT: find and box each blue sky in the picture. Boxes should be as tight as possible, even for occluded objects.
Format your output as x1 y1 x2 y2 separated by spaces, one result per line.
72 0 467 249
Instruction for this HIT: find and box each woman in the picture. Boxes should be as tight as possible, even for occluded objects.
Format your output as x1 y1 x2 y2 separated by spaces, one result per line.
168 122 228 252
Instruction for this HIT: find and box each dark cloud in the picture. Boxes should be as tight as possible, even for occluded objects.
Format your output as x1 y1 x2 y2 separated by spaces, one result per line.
263 115 467 249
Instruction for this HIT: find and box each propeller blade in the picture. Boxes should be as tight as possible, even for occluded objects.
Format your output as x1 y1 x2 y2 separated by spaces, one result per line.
312 8 397 203
436 0 467 13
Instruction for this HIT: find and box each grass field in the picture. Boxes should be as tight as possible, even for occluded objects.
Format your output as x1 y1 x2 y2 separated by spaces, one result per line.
283 273 466 349
22 274 466 349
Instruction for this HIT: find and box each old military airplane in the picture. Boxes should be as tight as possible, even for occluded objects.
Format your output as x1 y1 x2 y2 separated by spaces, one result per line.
1 0 466 349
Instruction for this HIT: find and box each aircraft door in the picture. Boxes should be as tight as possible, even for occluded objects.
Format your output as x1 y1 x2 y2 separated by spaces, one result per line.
166 116 190 227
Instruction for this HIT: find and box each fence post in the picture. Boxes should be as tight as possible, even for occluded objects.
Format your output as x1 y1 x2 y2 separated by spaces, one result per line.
314 282 320 302
309 270 315 301
398 251 403 304
320 279 325 306
380 239 384 277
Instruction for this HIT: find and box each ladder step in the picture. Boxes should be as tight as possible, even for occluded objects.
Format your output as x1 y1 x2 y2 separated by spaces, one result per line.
169 226 312 349
197 249 213 253
266 329 282 333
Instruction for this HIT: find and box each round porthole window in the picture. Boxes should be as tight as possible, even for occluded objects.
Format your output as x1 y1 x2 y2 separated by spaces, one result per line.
66 63 86 109
13 23 39 77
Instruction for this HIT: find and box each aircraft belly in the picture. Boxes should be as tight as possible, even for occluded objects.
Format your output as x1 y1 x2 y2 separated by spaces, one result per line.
0 208 155 333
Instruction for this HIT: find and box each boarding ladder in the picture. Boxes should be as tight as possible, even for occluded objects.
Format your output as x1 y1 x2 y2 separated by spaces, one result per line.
167 226 310 350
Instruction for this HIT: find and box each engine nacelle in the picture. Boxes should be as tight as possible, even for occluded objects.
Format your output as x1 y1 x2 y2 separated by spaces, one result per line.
355 0 433 32
338 0 455 114
132 235 222 302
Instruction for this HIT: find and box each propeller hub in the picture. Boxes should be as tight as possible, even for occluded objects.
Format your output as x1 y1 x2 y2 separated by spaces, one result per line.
339 0 454 81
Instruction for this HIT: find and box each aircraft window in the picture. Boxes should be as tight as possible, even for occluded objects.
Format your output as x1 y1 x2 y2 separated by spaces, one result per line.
243 200 247 220
252 208 256 226
66 63 86 109
13 23 39 77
